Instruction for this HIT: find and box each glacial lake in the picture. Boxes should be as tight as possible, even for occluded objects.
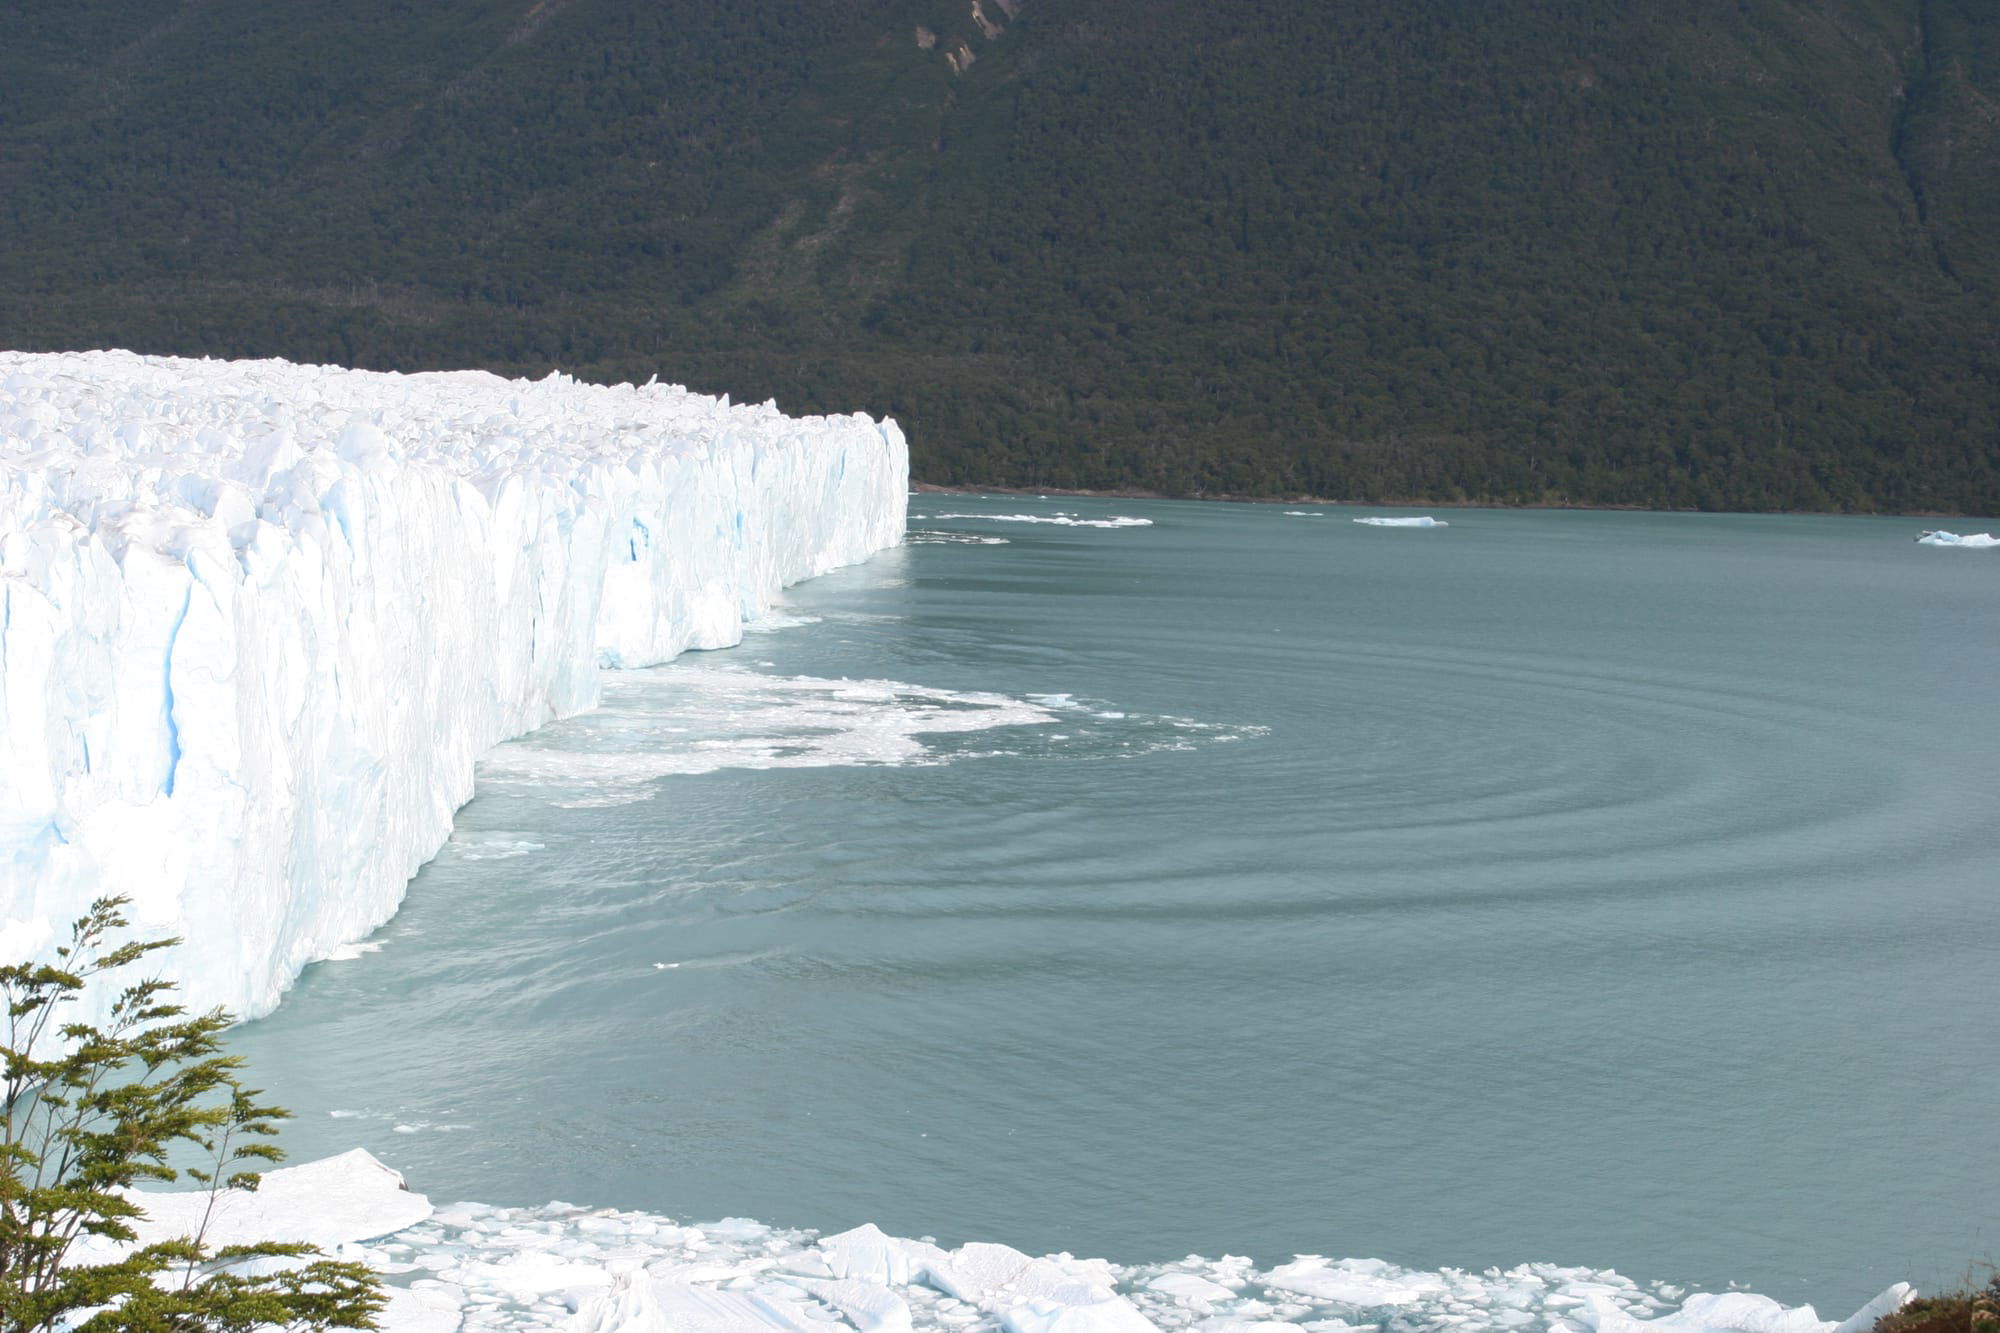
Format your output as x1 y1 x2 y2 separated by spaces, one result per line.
227 497 2000 1314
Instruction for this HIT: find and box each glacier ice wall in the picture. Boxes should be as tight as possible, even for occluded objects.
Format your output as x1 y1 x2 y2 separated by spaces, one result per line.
0 350 906 1020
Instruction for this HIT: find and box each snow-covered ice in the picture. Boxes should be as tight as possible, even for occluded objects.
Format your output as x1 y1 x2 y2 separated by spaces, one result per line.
0 350 905 1021
59 1147 430 1280
156 1155 1912 1333
1353 516 1448 528
1915 529 1998 547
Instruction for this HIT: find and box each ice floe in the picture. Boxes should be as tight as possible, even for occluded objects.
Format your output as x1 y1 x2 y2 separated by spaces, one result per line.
71 1149 433 1266
1915 530 1998 547
906 530 1012 545
450 838 550 862
167 1156 1912 1333
929 513 1153 529
1353 516 1448 528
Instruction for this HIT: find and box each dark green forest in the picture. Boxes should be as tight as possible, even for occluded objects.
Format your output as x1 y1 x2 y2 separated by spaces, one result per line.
3 0 1998 511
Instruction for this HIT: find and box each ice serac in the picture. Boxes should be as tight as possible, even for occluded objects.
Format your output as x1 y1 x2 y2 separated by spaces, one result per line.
0 350 907 1020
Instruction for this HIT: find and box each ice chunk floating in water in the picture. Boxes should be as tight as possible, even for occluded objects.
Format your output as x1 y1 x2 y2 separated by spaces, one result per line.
931 512 1154 528
0 350 906 1021
905 529 1011 545
70 1150 431 1267
1354 515 1448 527
182 1153 1901 1332
1916 529 1999 547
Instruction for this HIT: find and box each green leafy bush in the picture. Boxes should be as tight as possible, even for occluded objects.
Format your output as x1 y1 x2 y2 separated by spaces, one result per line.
0 898 383 1332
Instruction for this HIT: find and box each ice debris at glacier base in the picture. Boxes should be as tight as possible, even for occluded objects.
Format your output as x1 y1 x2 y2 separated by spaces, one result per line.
0 350 906 1022
166 1155 1912 1333
86 1148 434 1260
925 512 1154 528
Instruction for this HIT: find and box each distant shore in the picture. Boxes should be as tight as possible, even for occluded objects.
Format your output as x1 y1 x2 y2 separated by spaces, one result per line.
908 481 1985 520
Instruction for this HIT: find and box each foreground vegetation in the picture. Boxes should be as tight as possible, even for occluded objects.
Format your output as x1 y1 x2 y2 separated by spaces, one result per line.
0 900 381 1331
3 0 1998 512
1873 1277 2000 1333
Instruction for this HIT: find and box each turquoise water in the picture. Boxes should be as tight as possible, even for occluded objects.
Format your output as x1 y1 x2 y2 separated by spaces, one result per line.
228 499 2000 1313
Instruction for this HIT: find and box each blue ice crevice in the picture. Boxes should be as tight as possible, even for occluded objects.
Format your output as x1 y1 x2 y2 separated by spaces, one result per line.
161 583 192 797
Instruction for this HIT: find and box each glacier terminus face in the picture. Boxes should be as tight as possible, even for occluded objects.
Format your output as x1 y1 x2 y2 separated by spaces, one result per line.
0 350 907 1023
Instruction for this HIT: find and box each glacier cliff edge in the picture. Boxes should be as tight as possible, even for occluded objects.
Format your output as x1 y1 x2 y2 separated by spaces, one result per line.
0 350 907 1020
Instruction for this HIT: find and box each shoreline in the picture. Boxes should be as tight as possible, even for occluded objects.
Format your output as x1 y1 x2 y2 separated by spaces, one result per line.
908 481 1990 521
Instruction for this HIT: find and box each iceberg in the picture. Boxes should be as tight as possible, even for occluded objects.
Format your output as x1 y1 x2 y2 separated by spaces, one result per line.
1915 529 1998 547
0 350 906 1022
1353 515 1448 527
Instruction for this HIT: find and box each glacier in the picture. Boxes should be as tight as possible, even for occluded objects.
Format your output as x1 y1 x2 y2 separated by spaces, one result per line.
0 349 906 1022
2 353 1922 1333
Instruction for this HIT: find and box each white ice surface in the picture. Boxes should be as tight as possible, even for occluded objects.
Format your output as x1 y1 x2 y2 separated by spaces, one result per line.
1577 1287 1918 1333
905 530 1011 545
927 513 1152 528
1915 530 1998 547
210 1161 1902 1333
1352 516 1448 527
61 1147 431 1279
0 351 905 1023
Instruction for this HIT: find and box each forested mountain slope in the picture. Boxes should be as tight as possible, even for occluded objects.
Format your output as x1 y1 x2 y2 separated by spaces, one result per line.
3 0 1997 511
